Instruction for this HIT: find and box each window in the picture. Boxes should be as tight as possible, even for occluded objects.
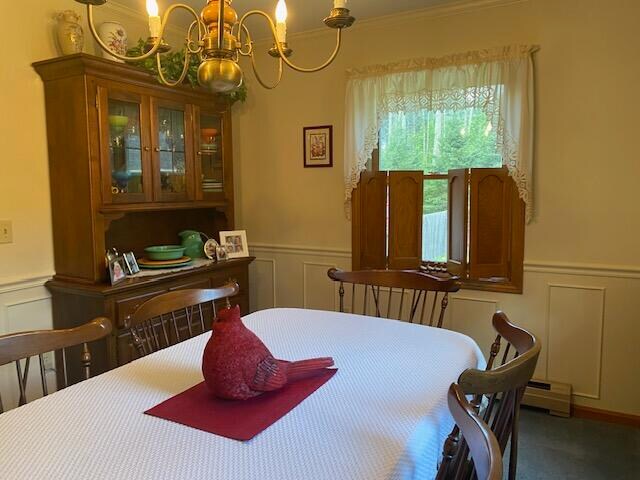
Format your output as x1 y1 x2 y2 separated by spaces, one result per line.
352 107 525 293
379 108 502 263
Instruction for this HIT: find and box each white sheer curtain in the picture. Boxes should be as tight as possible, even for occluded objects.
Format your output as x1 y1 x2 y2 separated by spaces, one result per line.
344 45 537 222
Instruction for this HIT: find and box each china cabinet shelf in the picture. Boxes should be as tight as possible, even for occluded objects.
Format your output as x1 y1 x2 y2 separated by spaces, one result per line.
33 54 249 381
98 200 229 214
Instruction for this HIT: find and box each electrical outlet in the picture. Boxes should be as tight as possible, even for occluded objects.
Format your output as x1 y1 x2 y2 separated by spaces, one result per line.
0 220 12 244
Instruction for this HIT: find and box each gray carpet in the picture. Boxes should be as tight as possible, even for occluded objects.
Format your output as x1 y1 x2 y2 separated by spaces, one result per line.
512 407 640 479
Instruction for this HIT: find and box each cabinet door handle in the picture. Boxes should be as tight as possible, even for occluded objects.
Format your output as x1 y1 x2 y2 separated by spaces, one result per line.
143 146 150 151
197 151 202 156
154 147 161 152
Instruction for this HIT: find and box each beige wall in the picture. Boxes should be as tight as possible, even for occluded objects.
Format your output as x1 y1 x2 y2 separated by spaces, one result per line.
0 0 180 286
0 0 181 409
235 0 640 262
236 0 640 416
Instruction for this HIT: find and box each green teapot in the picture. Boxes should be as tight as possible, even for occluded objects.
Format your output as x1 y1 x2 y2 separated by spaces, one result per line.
179 230 206 259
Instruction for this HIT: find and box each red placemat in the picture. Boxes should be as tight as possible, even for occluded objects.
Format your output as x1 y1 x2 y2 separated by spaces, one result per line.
145 369 337 441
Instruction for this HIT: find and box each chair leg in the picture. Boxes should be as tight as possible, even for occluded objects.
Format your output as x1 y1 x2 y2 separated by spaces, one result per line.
508 405 520 480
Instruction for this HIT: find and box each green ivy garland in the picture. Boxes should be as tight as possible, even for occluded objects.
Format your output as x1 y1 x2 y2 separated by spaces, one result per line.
127 39 247 105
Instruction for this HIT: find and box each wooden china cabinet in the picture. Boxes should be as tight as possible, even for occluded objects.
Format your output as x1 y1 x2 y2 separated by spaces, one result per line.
33 54 253 383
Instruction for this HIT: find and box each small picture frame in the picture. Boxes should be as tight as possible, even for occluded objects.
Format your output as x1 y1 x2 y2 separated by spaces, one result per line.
303 125 333 168
204 238 219 260
123 251 140 275
215 245 229 262
219 230 249 259
108 256 128 285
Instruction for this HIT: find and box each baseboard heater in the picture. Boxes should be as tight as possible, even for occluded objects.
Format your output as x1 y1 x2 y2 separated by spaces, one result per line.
521 379 572 417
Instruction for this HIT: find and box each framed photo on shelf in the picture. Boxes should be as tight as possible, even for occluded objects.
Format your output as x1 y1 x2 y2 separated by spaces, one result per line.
108 256 128 285
123 251 140 275
303 125 333 168
216 245 229 262
219 230 249 259
204 238 219 260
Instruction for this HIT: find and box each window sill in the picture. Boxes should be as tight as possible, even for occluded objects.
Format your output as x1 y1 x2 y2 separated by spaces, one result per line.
460 278 522 294
419 264 522 294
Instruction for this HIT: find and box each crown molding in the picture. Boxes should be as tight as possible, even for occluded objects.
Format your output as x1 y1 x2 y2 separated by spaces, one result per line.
254 0 530 44
104 1 185 38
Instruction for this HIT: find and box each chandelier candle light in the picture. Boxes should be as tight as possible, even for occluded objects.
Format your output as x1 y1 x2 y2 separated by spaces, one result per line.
77 0 355 92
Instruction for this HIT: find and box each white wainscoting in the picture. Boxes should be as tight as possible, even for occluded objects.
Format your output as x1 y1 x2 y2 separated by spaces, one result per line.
0 275 55 410
249 258 277 312
547 284 605 399
249 244 640 416
249 244 351 311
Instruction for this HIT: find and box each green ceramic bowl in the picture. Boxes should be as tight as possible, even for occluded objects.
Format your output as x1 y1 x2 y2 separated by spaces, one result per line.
108 115 129 133
144 245 186 261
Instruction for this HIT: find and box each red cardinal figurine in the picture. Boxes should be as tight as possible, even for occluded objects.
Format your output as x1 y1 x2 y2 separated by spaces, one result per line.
202 305 334 400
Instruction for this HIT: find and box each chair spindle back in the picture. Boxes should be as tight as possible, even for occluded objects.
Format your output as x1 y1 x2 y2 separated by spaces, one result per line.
438 311 540 480
0 317 112 413
125 283 239 357
436 383 502 480
327 268 460 326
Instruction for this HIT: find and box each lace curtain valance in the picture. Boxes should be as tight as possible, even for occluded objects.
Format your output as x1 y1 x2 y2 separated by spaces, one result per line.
343 45 537 222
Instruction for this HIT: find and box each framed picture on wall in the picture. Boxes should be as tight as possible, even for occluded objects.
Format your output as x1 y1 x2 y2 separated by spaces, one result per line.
303 125 333 168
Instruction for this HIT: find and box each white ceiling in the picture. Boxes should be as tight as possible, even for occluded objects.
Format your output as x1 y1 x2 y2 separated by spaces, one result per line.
113 0 459 38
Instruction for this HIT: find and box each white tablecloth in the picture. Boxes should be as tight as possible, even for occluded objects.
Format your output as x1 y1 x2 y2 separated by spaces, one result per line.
0 308 484 480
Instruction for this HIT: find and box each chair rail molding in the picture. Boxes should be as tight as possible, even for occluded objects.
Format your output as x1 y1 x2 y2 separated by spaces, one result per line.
251 243 351 258
524 260 640 279
0 274 53 294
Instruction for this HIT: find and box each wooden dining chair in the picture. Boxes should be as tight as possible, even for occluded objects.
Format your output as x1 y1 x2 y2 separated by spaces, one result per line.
0 317 112 413
124 283 239 357
440 311 540 480
436 383 503 480
327 268 460 327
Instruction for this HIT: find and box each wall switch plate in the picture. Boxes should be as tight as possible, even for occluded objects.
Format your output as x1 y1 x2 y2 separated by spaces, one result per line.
0 220 12 244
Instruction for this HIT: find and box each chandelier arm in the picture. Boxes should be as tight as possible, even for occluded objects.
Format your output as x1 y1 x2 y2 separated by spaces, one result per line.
186 20 204 54
86 3 203 62
249 55 284 90
155 50 192 87
237 10 343 73
236 24 254 57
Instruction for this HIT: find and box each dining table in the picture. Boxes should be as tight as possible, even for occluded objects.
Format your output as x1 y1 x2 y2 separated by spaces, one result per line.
0 308 484 480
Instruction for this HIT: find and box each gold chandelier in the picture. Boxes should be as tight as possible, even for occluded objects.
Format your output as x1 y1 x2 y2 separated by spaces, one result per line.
77 0 356 92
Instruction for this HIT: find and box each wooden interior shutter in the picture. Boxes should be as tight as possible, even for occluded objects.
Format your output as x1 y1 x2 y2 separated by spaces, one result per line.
388 171 423 270
352 170 387 270
468 168 512 279
447 169 469 276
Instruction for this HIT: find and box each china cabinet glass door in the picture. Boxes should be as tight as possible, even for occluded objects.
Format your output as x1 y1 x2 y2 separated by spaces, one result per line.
99 87 152 204
151 99 194 202
195 109 225 200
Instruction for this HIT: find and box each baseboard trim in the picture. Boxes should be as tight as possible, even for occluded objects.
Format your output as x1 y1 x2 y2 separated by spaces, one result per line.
572 405 640 428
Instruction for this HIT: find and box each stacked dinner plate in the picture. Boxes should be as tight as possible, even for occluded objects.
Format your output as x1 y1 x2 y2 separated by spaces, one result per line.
138 245 193 269
137 256 193 269
202 180 223 192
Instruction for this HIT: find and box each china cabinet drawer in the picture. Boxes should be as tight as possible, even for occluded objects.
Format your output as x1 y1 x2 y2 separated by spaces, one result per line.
114 287 168 328
209 265 248 292
168 278 211 291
